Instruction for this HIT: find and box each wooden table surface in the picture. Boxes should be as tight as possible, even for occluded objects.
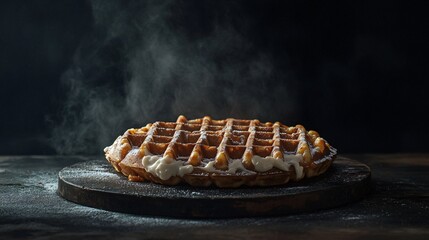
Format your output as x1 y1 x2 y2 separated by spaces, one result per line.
0 154 428 239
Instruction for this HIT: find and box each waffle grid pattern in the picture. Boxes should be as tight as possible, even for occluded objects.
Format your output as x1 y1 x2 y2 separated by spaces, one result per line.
105 115 337 187
123 115 328 169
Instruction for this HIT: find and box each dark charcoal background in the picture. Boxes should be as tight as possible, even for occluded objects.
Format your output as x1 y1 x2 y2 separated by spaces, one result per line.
0 0 428 155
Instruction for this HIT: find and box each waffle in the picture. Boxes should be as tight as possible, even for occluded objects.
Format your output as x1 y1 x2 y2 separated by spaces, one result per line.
104 116 337 188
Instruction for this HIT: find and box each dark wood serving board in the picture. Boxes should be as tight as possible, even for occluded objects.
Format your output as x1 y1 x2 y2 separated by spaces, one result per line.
57 156 371 218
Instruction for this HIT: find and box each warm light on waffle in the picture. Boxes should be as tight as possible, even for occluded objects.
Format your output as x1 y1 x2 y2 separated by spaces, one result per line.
104 115 337 188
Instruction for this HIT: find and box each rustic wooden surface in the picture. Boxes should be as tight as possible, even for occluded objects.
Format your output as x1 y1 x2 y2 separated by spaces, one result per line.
57 157 371 218
0 154 428 239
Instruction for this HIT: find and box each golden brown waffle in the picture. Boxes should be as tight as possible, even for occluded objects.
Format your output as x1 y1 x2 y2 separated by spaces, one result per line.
104 115 337 188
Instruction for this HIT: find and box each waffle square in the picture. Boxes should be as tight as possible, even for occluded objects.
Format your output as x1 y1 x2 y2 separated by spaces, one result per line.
104 115 337 187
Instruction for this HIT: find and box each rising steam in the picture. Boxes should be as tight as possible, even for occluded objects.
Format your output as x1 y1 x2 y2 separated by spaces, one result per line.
51 0 296 155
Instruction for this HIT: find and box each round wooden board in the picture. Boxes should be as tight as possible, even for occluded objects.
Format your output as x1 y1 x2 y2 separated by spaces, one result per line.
58 156 371 218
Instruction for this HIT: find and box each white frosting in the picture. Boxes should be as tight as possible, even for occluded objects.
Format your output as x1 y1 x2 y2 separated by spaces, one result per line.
140 153 304 180
197 159 249 174
200 161 222 173
284 154 304 179
141 155 194 180
252 156 287 172
251 154 304 179
227 159 250 174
